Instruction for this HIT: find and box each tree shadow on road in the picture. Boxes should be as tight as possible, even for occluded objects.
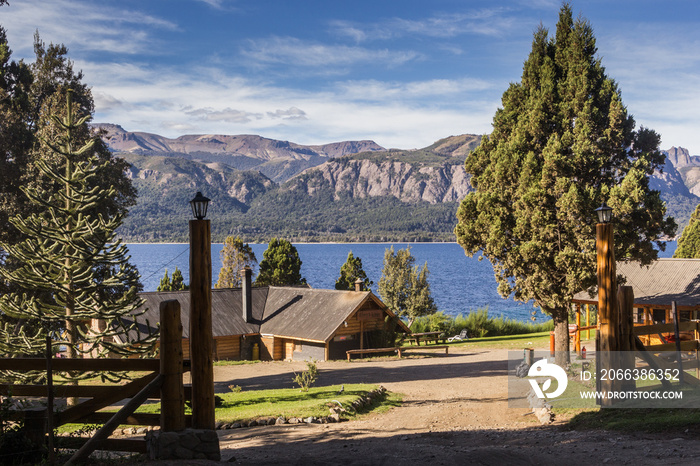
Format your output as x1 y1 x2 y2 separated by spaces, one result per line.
214 356 509 392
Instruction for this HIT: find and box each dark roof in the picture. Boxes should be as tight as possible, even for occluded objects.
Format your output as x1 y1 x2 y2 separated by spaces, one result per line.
573 259 700 308
127 286 406 342
135 287 269 338
260 288 375 343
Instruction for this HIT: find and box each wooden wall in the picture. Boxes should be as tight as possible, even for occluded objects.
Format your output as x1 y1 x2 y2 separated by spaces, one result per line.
334 301 387 337
214 336 241 361
260 335 275 361
178 336 242 361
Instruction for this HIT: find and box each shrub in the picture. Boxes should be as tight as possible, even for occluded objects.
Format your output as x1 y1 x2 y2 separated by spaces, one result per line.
293 360 319 392
410 309 553 338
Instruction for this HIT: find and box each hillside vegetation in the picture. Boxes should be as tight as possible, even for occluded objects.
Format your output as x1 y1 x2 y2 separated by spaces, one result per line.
104 129 693 242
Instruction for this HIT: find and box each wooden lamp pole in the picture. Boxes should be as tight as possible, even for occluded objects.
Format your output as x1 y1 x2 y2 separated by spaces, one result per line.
595 203 618 406
189 192 215 429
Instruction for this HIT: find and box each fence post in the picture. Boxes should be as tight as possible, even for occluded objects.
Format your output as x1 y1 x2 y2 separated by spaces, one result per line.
160 300 185 432
672 301 685 386
618 286 636 393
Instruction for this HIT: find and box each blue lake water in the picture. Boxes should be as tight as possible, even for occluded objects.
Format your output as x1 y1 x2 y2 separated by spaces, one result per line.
126 240 677 323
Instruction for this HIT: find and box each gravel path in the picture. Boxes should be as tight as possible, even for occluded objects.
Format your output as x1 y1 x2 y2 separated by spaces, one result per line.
167 347 700 465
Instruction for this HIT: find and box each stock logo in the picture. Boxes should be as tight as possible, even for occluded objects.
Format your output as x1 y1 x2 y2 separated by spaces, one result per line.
527 358 568 399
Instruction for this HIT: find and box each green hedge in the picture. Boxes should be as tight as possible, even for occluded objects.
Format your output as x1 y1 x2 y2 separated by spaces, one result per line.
409 309 553 338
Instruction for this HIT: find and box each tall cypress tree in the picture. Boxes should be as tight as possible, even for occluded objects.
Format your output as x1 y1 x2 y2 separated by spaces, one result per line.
455 4 675 359
674 204 700 258
255 238 306 287
0 91 156 382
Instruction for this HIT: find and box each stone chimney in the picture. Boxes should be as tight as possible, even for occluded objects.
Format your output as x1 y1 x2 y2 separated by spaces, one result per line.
354 278 363 292
242 267 252 323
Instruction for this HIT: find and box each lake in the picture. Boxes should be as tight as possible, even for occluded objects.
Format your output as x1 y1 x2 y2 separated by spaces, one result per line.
126 240 678 323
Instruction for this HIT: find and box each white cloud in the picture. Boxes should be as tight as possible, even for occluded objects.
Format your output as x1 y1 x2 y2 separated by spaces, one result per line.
334 78 496 103
84 57 496 148
267 107 307 120
240 36 422 70
186 107 263 123
331 7 521 43
597 24 700 152
3 0 177 57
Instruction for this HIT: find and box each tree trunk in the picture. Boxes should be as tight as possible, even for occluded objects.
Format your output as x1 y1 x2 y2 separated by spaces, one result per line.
552 309 570 367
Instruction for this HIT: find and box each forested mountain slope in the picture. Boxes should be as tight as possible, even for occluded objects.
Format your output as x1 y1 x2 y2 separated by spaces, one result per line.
103 126 693 242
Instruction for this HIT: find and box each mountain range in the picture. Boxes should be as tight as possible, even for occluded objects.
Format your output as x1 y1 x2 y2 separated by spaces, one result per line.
94 124 697 243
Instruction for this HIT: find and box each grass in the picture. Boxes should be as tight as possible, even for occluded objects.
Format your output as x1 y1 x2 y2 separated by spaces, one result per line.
63 384 401 433
213 359 261 367
445 331 553 350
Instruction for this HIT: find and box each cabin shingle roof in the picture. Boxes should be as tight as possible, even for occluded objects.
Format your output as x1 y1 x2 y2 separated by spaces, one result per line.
129 286 406 342
261 288 376 342
574 259 700 308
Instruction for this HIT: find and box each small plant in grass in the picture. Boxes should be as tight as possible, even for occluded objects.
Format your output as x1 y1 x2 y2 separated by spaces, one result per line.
228 384 242 393
293 359 319 392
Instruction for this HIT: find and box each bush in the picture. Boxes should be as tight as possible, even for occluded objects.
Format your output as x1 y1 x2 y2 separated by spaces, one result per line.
293 360 319 392
410 309 553 338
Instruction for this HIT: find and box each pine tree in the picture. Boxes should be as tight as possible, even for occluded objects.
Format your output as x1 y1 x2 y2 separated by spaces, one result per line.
0 26 34 295
674 204 700 258
255 238 306 286
157 269 172 292
171 267 187 291
378 246 436 327
335 252 372 291
0 91 157 382
215 236 257 288
157 267 188 291
454 4 676 359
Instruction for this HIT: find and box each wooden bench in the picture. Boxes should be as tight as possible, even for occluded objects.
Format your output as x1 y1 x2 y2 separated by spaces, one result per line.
397 345 449 358
346 347 398 361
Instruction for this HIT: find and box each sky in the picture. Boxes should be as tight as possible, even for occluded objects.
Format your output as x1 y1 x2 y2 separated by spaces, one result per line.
1 0 699 152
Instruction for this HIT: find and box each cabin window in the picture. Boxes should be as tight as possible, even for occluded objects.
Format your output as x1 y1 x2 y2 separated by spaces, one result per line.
652 309 665 324
294 343 303 352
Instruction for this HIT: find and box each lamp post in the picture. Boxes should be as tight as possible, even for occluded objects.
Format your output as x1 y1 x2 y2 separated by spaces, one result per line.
595 202 617 406
189 192 214 429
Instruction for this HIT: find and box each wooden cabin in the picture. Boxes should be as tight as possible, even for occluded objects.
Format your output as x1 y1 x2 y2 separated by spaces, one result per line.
125 276 409 361
573 258 700 344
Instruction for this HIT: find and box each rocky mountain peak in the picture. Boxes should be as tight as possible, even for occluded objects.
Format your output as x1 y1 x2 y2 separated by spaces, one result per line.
665 146 698 167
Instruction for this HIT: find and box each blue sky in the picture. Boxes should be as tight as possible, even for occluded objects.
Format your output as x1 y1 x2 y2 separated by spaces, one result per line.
2 1 699 152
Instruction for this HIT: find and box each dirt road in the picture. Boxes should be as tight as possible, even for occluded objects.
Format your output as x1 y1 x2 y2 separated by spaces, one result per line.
174 347 700 465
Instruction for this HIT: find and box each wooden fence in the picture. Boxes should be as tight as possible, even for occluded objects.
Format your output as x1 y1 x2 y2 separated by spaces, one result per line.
0 300 188 462
633 319 700 382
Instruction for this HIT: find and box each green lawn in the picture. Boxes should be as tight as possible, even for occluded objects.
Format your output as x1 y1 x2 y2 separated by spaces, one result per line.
82 383 400 429
442 331 553 350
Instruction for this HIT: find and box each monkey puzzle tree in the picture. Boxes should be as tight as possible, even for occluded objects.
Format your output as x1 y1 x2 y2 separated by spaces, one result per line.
0 91 157 382
454 4 675 360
